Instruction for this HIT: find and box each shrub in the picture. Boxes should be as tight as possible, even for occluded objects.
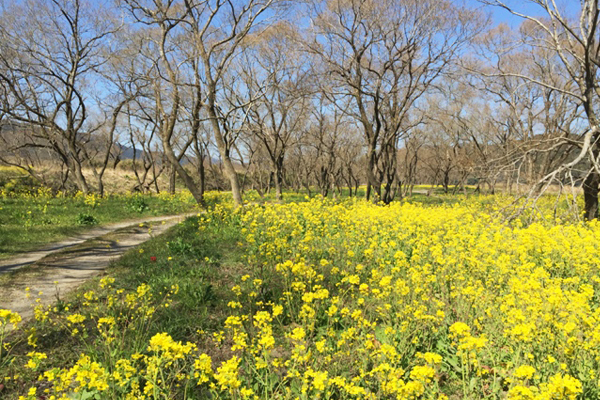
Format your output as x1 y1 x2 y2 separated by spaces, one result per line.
126 194 150 213
76 213 98 226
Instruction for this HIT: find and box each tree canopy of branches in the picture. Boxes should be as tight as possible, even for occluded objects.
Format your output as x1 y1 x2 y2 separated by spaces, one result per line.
1 0 599 219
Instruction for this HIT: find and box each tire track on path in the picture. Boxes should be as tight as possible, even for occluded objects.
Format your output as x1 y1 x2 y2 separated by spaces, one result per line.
0 213 194 321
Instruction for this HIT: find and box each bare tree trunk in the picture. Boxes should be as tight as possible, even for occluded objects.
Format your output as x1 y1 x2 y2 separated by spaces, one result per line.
584 169 600 220
273 155 284 201
303 181 312 197
197 155 206 202
69 155 90 195
206 103 243 207
152 157 162 194
168 164 176 194
97 176 104 197
266 172 273 194
366 143 381 201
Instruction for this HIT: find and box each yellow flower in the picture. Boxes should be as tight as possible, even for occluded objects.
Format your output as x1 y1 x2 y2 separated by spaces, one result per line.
289 327 306 341
25 351 47 370
508 385 536 400
410 365 436 383
514 365 536 380
542 374 582 399
66 314 86 324
214 356 241 390
416 352 443 365
194 354 212 384
147 332 196 359
449 322 471 338
0 309 22 328
272 305 283 317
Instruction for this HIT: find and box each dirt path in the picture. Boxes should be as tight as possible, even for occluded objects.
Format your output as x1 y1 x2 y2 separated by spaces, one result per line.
0 214 196 274
0 213 194 321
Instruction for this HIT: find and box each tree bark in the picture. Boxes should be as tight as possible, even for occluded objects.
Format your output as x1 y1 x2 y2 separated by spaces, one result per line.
69 154 90 195
273 155 284 201
168 164 176 194
206 108 243 207
584 169 600 220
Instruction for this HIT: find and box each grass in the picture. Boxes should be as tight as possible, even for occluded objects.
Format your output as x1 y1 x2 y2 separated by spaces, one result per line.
108 215 244 339
0 193 199 260
1 212 244 398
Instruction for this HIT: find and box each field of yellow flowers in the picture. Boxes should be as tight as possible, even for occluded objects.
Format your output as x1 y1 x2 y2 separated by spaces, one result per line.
2 196 600 399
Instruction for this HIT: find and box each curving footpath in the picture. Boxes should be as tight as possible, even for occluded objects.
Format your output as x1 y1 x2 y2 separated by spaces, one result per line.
0 213 194 321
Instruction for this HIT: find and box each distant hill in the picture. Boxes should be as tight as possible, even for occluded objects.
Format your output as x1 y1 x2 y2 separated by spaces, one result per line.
115 143 142 160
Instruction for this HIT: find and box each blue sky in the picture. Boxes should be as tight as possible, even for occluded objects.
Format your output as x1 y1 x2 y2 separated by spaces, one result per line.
0 0 575 29
464 0 580 28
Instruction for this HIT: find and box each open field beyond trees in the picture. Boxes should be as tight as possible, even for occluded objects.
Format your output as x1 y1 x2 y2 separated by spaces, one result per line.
1 193 599 399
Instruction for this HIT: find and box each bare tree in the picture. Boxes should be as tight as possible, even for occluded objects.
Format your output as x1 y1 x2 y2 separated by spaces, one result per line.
182 0 284 207
241 22 312 200
0 0 120 194
479 0 600 219
305 0 485 203
121 0 208 204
